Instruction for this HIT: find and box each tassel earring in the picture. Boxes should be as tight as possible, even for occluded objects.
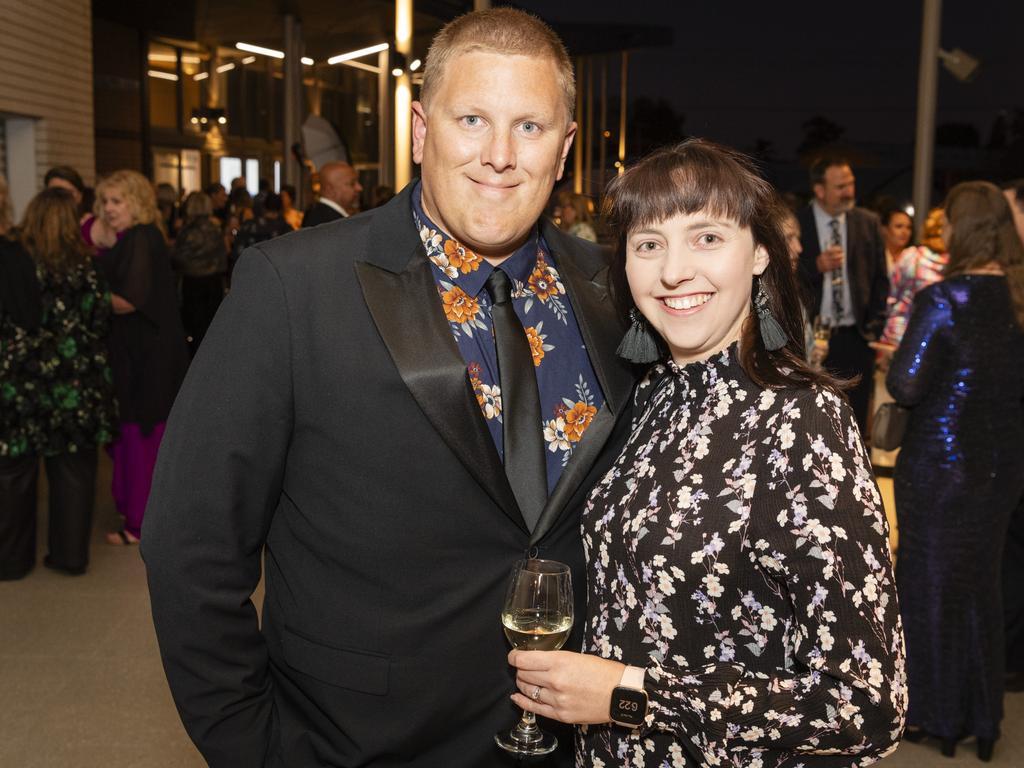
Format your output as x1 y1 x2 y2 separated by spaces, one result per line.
616 308 661 364
754 280 788 352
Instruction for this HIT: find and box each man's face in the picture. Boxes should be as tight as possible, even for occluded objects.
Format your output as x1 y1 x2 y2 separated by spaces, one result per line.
814 164 856 216
326 165 363 213
211 188 227 209
1004 188 1024 245
412 50 576 262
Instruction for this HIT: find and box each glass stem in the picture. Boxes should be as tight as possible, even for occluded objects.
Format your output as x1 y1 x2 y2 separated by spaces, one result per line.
515 709 540 741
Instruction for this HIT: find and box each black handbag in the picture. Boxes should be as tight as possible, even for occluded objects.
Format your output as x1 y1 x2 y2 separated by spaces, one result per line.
872 402 910 451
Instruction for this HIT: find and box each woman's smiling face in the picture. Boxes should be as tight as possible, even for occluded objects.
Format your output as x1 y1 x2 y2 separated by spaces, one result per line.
626 209 768 366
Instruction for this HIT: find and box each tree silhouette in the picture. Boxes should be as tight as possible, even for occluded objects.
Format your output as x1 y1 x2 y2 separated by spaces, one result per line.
797 115 846 157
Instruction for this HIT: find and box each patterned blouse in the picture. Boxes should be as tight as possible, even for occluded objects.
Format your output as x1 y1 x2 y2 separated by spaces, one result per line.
579 346 906 767
412 186 604 492
1 256 117 458
880 246 948 347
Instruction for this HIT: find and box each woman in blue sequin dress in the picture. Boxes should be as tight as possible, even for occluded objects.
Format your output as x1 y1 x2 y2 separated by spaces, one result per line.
887 181 1024 761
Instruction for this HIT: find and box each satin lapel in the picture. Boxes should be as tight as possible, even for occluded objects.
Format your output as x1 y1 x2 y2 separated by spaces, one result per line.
530 229 637 544
354 190 524 531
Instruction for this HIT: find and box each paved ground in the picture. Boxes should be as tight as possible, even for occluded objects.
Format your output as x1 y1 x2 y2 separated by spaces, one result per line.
1 457 1020 766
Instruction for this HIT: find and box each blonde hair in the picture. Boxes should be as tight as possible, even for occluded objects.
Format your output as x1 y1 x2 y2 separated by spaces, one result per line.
0 174 12 235
420 8 575 122
921 206 945 253
182 191 213 221
95 169 162 232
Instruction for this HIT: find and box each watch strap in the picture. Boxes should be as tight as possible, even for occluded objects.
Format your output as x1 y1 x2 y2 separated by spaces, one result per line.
619 665 646 690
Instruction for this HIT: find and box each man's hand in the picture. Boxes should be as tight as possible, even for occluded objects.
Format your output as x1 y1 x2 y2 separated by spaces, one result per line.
816 245 844 273
508 649 625 725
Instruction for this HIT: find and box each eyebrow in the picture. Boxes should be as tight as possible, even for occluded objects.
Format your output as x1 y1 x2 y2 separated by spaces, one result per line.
630 219 736 237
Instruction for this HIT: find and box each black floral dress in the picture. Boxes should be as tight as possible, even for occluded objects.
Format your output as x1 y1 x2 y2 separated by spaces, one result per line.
0 255 116 458
578 346 907 767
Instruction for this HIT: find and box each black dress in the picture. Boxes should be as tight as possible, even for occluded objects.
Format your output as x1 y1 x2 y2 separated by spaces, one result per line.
96 223 189 434
887 275 1024 743
579 346 906 766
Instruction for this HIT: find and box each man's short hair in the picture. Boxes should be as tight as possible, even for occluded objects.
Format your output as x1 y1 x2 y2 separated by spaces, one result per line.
205 182 226 197
808 154 851 188
262 192 283 213
420 7 575 123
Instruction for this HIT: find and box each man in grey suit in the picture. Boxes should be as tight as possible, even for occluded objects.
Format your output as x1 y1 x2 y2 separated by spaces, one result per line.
142 8 634 767
797 156 888 433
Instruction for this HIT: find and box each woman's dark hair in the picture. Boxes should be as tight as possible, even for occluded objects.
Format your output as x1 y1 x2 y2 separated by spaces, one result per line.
880 206 912 229
603 138 842 392
944 180 1024 328
44 165 85 196
19 187 91 275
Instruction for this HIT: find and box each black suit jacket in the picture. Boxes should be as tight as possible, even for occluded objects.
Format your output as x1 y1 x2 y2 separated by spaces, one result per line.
301 201 346 228
142 185 636 767
796 204 888 339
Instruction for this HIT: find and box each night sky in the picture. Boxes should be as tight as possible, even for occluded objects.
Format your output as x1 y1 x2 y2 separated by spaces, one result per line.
516 0 1022 163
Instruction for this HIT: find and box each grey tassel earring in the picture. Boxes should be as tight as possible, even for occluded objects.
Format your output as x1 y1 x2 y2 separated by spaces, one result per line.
754 280 788 351
616 308 661 364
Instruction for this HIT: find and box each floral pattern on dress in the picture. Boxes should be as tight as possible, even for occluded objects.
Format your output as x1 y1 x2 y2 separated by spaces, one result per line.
1 260 117 458
578 345 907 767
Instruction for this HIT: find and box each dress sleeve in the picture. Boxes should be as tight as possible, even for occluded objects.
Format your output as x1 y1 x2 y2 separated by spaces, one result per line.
641 388 907 763
108 225 164 324
886 284 950 407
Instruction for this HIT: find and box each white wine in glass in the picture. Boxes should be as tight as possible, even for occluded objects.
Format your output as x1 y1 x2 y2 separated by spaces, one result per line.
494 558 573 757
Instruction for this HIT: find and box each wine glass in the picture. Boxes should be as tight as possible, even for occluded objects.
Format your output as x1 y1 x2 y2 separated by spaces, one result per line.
494 558 574 757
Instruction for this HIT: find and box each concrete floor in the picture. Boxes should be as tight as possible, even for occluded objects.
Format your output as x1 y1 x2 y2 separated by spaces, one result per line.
1 456 1021 767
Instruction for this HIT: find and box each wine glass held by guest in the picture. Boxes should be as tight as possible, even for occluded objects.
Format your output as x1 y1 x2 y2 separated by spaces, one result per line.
93 170 190 546
886 181 1024 762
508 139 907 767
0 188 116 579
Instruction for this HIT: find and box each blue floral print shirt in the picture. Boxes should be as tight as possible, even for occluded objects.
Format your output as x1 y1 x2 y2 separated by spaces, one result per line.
578 345 907 767
412 184 605 493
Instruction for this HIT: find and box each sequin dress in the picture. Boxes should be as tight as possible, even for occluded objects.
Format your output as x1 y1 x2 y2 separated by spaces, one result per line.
887 275 1024 743
579 346 907 767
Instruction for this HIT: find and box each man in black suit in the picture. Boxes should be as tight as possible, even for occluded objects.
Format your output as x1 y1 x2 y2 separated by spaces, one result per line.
142 8 634 767
301 161 363 227
797 156 888 433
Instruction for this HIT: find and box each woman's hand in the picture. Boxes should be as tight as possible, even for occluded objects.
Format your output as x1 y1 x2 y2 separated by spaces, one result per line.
508 650 625 725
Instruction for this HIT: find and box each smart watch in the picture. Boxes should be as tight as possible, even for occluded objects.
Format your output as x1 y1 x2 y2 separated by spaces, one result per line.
609 665 648 728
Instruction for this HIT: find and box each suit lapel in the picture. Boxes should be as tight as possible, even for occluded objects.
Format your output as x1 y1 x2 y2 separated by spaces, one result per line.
355 187 524 530
530 223 636 543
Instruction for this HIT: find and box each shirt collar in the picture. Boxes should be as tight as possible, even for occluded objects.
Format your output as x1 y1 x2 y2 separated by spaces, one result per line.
319 197 350 218
812 200 845 228
411 181 545 297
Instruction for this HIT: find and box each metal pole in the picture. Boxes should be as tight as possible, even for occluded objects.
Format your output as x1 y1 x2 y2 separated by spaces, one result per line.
473 0 491 9
598 56 607 200
584 56 594 196
573 56 584 194
394 0 413 189
617 51 628 175
378 49 392 187
912 0 942 241
283 14 299 189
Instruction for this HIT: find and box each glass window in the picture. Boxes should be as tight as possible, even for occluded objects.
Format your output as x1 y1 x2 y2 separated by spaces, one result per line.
274 160 281 192
148 42 179 129
245 159 259 195
220 157 242 190
181 150 202 193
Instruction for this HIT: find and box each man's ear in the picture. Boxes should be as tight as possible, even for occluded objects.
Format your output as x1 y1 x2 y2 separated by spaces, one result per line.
412 101 427 165
812 182 825 204
555 121 578 181
752 244 770 276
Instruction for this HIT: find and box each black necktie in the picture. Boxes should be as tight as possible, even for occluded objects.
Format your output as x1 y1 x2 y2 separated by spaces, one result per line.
828 218 845 323
486 268 547 531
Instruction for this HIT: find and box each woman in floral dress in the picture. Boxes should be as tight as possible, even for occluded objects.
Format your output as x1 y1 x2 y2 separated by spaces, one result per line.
0 188 116 578
508 140 907 767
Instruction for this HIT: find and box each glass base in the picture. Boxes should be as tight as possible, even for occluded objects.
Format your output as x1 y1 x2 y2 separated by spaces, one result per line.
494 726 557 757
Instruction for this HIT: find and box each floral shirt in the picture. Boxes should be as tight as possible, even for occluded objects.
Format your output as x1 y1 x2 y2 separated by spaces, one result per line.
412 186 604 492
1 258 117 458
579 346 906 767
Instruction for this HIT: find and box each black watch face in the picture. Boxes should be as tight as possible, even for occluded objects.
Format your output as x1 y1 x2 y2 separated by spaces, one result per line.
611 687 647 727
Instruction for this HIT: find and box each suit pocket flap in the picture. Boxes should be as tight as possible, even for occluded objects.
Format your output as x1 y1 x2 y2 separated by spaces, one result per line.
282 626 390 695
